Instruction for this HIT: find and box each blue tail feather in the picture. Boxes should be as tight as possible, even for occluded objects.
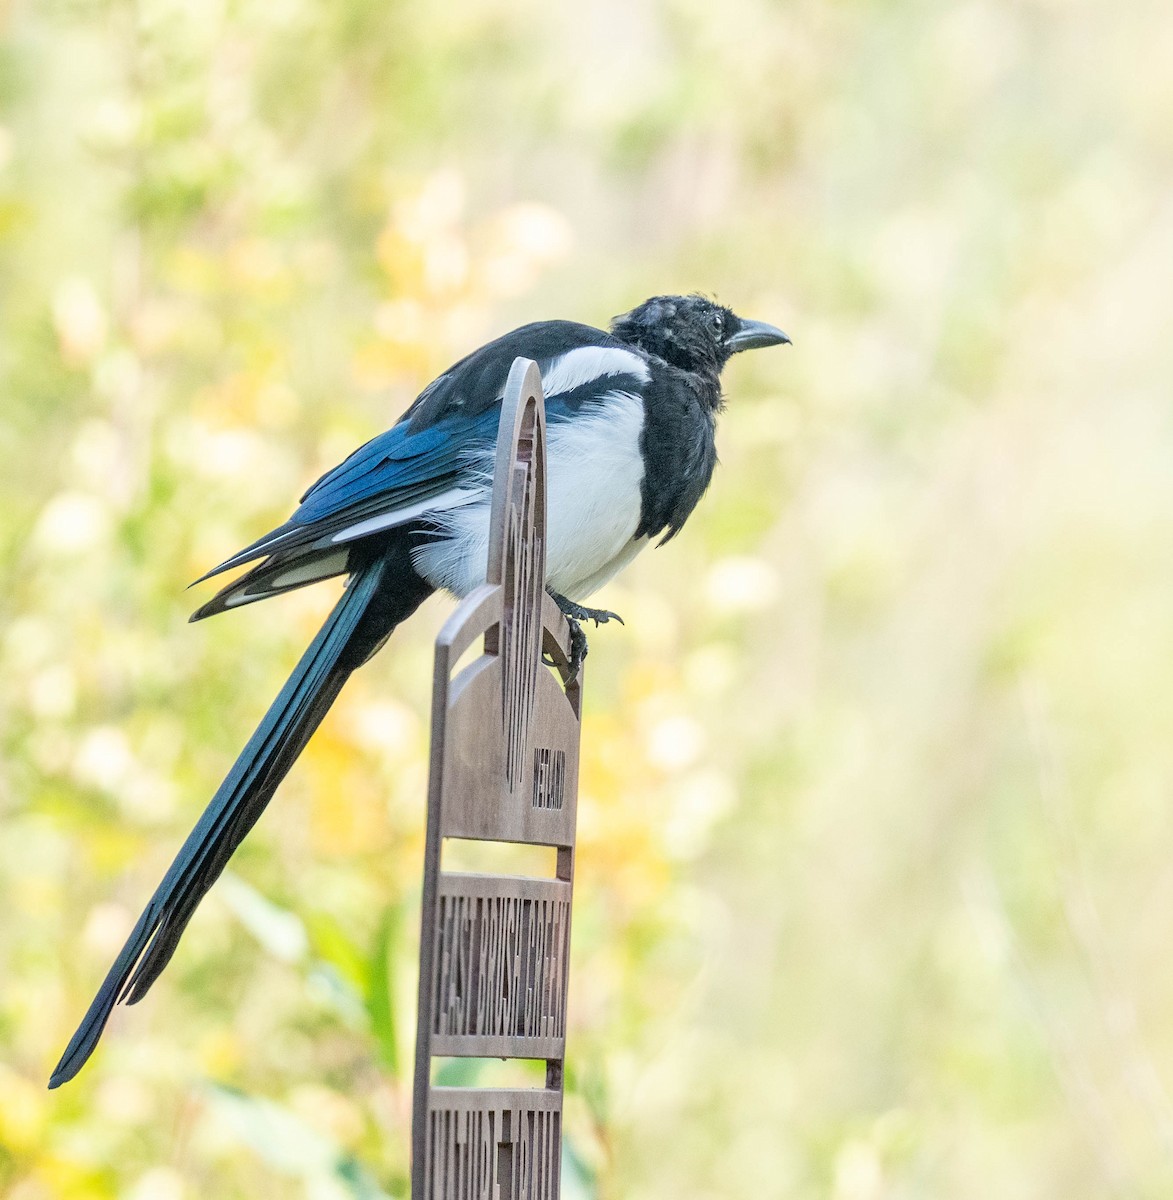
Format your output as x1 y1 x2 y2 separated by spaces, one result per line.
49 555 418 1089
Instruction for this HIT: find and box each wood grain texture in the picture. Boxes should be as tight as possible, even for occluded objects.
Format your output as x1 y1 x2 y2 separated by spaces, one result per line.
412 358 582 1199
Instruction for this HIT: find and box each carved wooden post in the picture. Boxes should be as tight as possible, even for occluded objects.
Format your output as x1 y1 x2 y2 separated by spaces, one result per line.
412 358 582 1200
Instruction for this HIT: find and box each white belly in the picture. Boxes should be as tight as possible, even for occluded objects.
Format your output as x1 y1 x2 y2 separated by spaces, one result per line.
412 390 648 600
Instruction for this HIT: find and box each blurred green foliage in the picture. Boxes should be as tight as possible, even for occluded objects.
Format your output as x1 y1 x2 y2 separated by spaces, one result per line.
3 0 1173 1196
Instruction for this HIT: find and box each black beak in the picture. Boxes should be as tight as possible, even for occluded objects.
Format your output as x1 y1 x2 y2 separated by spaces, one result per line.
726 317 791 354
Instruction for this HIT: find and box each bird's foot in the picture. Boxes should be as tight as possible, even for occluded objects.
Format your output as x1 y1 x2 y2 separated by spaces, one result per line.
544 591 617 683
548 590 625 628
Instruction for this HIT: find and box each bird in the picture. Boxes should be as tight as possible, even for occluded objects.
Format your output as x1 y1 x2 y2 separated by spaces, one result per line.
49 293 789 1088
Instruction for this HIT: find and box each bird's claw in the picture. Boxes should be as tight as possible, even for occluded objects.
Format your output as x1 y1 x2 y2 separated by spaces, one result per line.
587 608 623 627
548 590 624 628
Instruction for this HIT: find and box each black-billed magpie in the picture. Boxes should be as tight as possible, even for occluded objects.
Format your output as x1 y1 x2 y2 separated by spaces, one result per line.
49 294 789 1087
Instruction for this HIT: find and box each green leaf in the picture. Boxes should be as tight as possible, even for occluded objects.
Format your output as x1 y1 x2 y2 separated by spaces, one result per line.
366 905 400 1076
219 872 309 963
204 1083 339 1177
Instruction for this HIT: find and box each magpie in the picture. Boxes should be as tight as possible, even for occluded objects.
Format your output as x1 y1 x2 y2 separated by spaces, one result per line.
49 293 789 1087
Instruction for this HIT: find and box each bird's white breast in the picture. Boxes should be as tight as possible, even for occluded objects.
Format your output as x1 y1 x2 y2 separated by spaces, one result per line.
412 389 648 600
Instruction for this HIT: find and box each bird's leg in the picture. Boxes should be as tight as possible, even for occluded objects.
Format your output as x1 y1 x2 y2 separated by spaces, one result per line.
547 590 625 628
564 617 589 683
542 614 589 681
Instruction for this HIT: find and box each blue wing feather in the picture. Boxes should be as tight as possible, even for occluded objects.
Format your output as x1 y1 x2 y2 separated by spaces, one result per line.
194 320 647 593
295 414 488 525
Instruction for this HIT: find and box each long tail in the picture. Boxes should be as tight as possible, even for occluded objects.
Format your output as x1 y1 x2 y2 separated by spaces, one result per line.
50 549 431 1088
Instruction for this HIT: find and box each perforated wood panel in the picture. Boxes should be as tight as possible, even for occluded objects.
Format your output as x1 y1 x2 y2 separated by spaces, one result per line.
412 359 581 1200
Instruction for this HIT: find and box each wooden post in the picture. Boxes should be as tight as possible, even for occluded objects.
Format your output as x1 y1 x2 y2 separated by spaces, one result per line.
412 358 582 1199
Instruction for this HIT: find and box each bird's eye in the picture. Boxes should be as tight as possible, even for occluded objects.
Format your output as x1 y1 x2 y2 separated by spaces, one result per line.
712 313 724 333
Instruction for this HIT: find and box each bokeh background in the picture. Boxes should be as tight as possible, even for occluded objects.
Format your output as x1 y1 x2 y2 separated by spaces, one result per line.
2 0 1173 1196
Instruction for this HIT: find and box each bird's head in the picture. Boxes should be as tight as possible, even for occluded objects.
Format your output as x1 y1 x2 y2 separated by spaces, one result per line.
610 294 790 374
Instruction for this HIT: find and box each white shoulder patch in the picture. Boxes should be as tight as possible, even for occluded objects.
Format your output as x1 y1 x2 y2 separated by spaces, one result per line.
540 345 650 400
